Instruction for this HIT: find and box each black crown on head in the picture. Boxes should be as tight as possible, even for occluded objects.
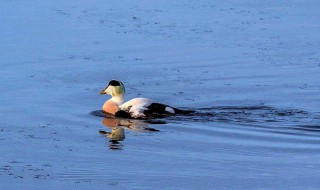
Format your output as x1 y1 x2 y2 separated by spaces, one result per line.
109 80 122 86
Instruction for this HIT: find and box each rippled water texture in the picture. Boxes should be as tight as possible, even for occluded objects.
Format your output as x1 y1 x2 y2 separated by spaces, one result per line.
1 0 320 189
92 105 320 148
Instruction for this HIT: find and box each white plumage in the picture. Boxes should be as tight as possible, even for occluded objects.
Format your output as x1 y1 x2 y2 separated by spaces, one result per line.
119 98 154 118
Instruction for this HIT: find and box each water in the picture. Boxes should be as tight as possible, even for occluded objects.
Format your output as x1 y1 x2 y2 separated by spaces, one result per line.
1 0 320 189
89 107 320 189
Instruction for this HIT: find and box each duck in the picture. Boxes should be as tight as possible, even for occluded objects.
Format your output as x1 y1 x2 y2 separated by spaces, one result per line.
99 80 193 119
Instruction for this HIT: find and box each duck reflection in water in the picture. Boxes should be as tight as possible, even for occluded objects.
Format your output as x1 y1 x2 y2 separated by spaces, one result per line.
99 116 163 150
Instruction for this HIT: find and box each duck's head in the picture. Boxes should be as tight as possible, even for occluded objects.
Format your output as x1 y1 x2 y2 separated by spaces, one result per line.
99 80 125 97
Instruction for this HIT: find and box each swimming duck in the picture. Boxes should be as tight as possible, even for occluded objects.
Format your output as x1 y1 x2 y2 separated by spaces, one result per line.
99 80 193 118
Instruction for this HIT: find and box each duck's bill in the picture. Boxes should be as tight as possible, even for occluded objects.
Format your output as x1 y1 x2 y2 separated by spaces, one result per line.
99 88 107 94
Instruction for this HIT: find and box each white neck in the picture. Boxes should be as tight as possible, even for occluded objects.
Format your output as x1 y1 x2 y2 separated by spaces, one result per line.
111 95 124 105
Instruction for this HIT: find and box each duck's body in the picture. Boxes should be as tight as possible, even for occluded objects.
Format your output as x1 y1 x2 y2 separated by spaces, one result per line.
99 80 192 119
120 98 177 118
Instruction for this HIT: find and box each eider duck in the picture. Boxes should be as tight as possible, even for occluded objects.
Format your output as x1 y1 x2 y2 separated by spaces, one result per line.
99 80 192 118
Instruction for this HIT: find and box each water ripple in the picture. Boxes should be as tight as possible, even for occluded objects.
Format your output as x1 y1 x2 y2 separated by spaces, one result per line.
168 105 320 137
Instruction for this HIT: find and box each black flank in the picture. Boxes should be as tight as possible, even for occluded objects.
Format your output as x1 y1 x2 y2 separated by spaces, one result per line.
115 110 132 119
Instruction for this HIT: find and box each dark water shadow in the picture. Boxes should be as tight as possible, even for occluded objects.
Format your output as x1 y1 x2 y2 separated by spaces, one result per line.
172 105 309 123
168 105 320 136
